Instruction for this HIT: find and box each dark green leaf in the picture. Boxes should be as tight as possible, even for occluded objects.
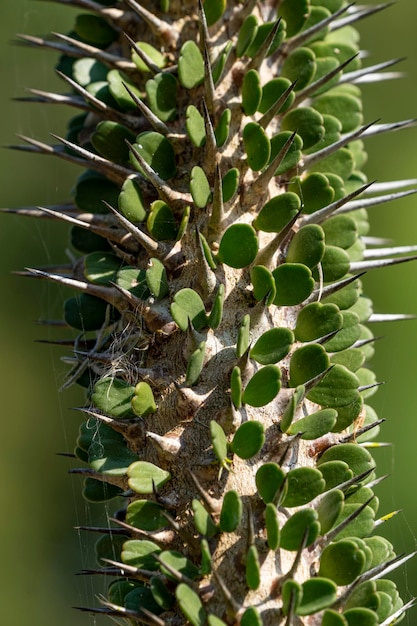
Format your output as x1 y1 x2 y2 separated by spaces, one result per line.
231 421 265 458
178 41 205 88
289 344 330 387
218 224 258 268
253 192 301 233
282 467 325 507
128 461 170 494
243 122 271 171
255 463 286 504
146 72 178 122
176 584 206 626
130 132 177 180
280 509 320 551
272 263 315 306
250 327 294 365
242 365 281 407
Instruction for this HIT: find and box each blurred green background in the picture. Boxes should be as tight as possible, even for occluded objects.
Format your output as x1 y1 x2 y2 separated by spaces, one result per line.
1 2 417 625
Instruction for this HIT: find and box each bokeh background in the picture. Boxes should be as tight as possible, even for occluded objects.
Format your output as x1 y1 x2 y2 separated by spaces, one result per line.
1 2 417 625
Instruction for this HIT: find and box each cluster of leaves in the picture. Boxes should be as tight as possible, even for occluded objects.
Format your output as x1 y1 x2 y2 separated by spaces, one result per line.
10 0 417 624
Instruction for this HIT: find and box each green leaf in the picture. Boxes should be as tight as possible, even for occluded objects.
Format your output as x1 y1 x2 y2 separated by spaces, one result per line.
319 539 367 585
323 215 357 249
289 344 330 387
218 224 258 268
117 267 150 299
307 364 360 408
297 578 338 616
333 503 375 540
272 263 315 306
295 172 335 214
319 460 353 490
259 77 295 114
245 20 286 58
317 443 374 477
280 509 320 551
84 252 121 284
131 131 176 180
176 584 207 626
82 478 123 502
282 580 302 616
208 616 228 626
211 42 232 84
250 328 294 365
322 610 348 626
89 438 138 475
243 122 271 171
286 224 325 268
203 0 226 25
314 92 363 133
214 108 231 147
159 550 200 581
242 69 262 115
282 467 325 507
146 72 178 122
310 146 354 180
270 131 303 175
210 420 228 466
171 288 208 331
150 576 175 610
75 13 117 46
343 608 378 626
318 490 345 535
73 58 108 86
126 500 168 531
146 257 169 299
146 200 178 241
92 377 135 418
190 166 212 208
242 365 281 407
241 607 262 626
107 69 143 110
208 284 225 329
345 580 380 612
287 408 338 440
186 105 206 147
246 545 260 590
230 366 242 409
295 302 343 342
280 385 305 433
192 500 218 537
118 177 147 222
250 265 276 304
236 14 258 57
185 341 206 386
128 461 171 494
121 539 161 571
73 171 119 213
281 47 316 90
231 421 265 459
131 381 157 417
91 121 135 164
219 490 242 532
108 580 140 606
282 107 325 150
131 41 166 72
318 245 351 282
199 232 217 269
265 503 280 550
178 41 205 88
255 463 286 504
279 0 309 36
125 586 164 615
222 168 239 202
253 192 301 233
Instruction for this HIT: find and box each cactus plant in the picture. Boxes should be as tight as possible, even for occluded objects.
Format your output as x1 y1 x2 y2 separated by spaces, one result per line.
7 0 417 624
